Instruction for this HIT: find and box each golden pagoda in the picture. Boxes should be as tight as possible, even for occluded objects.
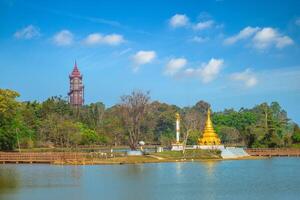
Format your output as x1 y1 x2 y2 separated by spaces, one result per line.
198 108 221 145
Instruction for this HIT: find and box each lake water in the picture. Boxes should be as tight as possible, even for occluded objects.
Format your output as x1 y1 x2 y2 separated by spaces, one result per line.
1 158 300 200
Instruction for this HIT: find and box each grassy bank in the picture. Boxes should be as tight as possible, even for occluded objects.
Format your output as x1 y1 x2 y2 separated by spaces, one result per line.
154 149 221 160
51 149 222 165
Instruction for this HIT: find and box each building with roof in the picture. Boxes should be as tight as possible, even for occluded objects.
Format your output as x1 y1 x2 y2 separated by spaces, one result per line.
68 61 84 106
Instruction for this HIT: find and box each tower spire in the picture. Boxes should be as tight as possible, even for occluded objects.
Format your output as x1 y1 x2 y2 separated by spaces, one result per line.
70 60 81 77
68 61 84 106
74 60 78 70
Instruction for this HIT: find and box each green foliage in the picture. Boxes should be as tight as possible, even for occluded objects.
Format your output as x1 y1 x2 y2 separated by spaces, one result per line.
80 128 99 145
212 102 292 148
103 106 125 146
159 130 175 146
292 125 300 143
187 130 200 145
0 125 17 150
213 109 257 131
292 132 300 143
78 124 108 145
0 88 298 150
40 96 72 117
77 102 105 129
149 101 179 142
216 125 241 145
0 89 21 150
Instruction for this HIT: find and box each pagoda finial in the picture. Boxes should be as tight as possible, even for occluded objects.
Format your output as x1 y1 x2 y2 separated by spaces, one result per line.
207 108 211 119
176 113 180 120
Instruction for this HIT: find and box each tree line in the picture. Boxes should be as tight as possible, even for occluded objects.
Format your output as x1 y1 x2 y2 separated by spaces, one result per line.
0 88 300 151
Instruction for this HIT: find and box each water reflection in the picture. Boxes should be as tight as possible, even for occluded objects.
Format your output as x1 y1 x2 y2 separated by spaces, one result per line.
202 160 219 177
70 166 82 180
175 162 183 176
1 158 300 200
0 166 19 193
198 161 220 200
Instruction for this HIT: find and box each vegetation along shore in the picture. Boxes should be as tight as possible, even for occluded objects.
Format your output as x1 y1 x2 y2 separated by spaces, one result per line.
1 88 300 165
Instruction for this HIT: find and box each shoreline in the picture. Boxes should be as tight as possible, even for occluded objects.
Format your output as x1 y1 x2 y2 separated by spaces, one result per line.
0 155 267 165
5 148 299 165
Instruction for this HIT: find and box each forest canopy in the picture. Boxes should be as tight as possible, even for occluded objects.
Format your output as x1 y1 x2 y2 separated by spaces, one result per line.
0 88 299 151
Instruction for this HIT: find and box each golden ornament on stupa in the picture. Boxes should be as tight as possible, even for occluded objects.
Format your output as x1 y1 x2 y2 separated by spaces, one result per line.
198 108 221 145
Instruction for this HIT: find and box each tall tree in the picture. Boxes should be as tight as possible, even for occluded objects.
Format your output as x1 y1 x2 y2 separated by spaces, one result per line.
103 106 126 146
148 101 179 143
182 109 199 154
119 91 150 150
0 89 21 150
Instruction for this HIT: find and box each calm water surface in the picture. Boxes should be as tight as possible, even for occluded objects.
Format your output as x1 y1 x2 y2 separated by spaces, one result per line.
0 158 300 200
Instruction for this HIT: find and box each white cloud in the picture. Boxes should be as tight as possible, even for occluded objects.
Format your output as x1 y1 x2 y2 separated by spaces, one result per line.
169 14 189 28
193 20 214 31
84 33 124 46
224 26 259 45
53 30 73 46
253 27 293 49
14 25 40 39
191 36 208 43
131 50 156 72
231 68 258 88
164 58 187 76
276 36 294 48
184 58 224 83
103 34 124 45
295 18 300 26
224 26 293 49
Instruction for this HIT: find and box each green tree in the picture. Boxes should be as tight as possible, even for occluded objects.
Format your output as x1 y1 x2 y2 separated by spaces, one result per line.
217 126 241 145
76 102 105 130
40 96 72 118
19 101 42 148
103 106 125 146
186 130 200 145
292 124 300 143
149 101 179 143
0 89 22 150
78 123 108 145
38 114 80 147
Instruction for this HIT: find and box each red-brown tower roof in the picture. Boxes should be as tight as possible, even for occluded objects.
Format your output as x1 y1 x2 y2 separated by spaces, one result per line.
70 61 82 78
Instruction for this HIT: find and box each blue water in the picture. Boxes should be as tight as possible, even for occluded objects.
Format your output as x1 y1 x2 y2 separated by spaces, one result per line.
0 158 300 200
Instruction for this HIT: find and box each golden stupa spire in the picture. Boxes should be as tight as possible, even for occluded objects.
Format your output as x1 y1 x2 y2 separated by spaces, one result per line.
198 108 221 145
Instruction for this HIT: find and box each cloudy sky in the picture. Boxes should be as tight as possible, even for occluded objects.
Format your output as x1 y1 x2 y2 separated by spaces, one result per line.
1 0 300 123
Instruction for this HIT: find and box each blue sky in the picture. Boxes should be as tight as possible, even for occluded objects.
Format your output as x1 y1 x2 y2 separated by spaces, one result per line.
1 0 300 123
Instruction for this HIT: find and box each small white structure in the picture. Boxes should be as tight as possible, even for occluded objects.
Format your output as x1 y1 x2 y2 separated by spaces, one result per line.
139 141 145 151
127 150 143 156
171 113 184 151
171 144 184 151
156 146 164 153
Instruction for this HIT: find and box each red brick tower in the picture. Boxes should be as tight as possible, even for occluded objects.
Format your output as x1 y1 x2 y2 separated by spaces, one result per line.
68 61 84 106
